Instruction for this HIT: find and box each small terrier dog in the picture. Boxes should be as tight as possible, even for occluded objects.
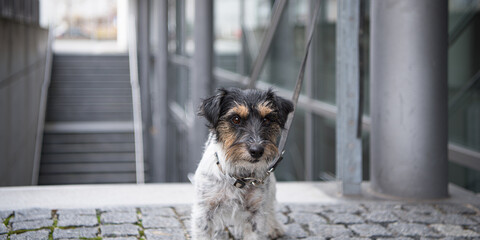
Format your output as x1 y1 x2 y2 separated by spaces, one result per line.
191 87 293 240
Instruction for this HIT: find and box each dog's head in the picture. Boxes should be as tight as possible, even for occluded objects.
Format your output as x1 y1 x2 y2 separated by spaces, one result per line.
199 88 293 167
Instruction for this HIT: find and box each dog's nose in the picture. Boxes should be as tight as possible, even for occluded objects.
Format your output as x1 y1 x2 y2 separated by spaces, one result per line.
248 144 264 158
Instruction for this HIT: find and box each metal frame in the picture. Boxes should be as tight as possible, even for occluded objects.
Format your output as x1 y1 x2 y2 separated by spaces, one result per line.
247 0 288 89
31 22 54 185
163 0 480 185
128 1 145 184
147 0 169 182
336 0 362 195
189 0 214 173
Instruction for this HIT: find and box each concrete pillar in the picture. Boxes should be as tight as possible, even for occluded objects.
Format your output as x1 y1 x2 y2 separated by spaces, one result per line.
370 0 448 199
189 0 214 172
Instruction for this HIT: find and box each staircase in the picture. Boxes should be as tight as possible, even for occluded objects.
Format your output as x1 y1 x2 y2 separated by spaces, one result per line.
39 54 138 185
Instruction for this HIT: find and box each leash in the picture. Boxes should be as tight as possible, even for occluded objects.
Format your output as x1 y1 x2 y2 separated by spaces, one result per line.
225 1 322 189
262 0 321 179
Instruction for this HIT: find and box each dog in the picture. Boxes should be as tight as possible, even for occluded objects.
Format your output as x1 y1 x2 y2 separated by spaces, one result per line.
191 87 294 240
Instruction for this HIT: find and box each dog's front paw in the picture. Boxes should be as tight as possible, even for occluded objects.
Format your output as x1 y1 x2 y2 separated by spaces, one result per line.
268 225 285 239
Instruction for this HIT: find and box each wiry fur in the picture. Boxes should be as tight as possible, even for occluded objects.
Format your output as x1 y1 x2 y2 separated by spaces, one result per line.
191 88 293 240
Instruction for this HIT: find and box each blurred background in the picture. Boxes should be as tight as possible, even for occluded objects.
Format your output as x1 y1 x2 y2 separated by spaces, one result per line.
0 0 479 194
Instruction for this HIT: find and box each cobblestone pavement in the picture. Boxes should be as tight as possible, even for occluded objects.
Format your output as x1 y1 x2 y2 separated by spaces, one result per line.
1 202 480 240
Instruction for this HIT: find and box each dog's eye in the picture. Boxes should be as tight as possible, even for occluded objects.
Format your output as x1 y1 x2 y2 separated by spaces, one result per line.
262 117 270 125
231 115 241 125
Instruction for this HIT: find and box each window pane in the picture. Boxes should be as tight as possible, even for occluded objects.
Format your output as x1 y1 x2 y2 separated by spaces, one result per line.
214 0 273 74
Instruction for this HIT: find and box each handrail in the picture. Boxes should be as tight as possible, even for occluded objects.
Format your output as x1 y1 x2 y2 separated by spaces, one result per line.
448 69 480 111
213 66 480 171
31 23 54 185
247 0 288 89
128 12 145 184
449 9 478 46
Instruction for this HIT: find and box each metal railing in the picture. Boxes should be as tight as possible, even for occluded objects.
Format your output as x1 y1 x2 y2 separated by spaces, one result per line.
128 12 145 184
31 23 54 185
165 0 480 186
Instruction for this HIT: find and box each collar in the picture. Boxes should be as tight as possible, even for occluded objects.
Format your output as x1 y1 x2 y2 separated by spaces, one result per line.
214 152 274 189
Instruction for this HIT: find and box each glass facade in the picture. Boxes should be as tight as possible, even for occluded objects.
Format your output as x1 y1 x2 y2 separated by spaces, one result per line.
448 0 480 192
164 0 480 192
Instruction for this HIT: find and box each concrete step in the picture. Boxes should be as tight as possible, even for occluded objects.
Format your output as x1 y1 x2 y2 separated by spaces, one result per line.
48 87 132 96
38 173 137 185
52 68 130 75
46 112 133 122
51 75 130 82
43 132 134 144
47 103 135 113
40 53 138 185
49 81 132 89
47 96 133 105
41 152 136 163
40 162 136 174
44 122 134 133
42 143 135 154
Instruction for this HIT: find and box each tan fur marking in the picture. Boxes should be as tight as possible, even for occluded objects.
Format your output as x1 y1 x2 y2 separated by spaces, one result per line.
217 121 236 149
228 104 249 119
257 102 274 118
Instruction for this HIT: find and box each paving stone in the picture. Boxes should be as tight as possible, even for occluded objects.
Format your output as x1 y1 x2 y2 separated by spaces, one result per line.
53 227 98 239
143 216 182 229
0 224 7 234
363 210 399 223
276 212 289 225
277 204 290 214
56 208 96 216
435 203 477 214
182 218 191 230
101 207 137 214
12 219 54 231
12 209 51 222
362 203 402 211
442 213 478 225
141 207 176 217
471 215 480 224
466 224 480 233
393 210 443 224
289 212 326 225
431 224 480 237
324 213 364 224
144 228 185 240
57 214 98 227
173 205 191 218
377 238 414 240
401 204 438 214
388 222 442 238
10 229 50 240
302 237 326 240
287 204 323 213
101 212 137 224
332 238 369 240
349 224 392 237
309 224 353 237
0 210 13 220
103 238 138 240
101 224 140 237
283 223 308 238
323 204 365 214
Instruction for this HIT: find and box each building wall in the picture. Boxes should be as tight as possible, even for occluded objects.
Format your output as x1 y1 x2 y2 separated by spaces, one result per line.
0 18 49 186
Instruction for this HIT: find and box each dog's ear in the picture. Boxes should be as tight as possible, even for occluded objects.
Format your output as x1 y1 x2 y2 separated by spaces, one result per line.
275 95 294 128
198 88 228 128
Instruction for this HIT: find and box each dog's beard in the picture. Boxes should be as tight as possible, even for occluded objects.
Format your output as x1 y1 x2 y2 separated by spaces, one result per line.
221 141 278 177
